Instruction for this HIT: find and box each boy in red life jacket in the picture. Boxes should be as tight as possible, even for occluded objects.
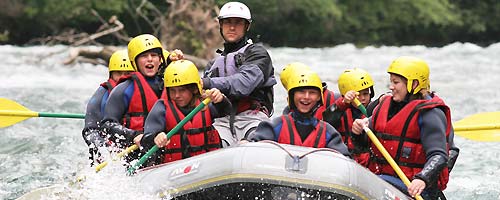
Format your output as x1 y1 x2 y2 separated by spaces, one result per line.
280 62 341 120
246 69 350 157
352 56 450 199
99 34 183 160
82 49 135 166
322 68 375 167
141 60 231 165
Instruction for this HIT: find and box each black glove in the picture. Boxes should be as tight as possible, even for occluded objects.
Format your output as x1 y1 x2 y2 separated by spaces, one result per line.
100 120 139 147
413 154 447 187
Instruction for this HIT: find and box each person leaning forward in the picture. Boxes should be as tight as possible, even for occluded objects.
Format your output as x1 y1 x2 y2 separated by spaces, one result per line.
141 60 231 166
246 69 350 157
99 34 183 161
82 49 135 166
202 1 276 147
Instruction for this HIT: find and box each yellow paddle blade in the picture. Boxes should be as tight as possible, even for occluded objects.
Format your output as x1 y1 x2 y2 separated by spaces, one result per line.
454 111 500 142
0 98 38 128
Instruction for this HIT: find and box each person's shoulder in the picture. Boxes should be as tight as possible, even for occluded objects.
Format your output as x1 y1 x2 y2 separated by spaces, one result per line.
246 42 270 53
268 115 285 125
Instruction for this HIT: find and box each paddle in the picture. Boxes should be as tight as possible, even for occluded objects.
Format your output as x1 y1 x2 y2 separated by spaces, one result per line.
0 98 84 128
127 98 212 175
353 99 424 200
95 144 139 172
453 111 500 142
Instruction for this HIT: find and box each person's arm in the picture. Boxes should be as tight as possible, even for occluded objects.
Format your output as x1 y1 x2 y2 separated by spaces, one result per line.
246 117 282 142
141 100 167 149
202 45 273 97
209 96 232 118
324 123 352 158
413 108 449 187
447 127 460 172
82 87 107 146
100 81 138 144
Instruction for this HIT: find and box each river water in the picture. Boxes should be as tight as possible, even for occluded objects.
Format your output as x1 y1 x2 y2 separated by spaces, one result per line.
1 43 499 199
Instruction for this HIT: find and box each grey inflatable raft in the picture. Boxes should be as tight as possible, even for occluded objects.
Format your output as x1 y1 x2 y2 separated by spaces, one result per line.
134 141 412 200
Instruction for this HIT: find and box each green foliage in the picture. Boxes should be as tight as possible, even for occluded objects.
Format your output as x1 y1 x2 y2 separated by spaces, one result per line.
0 0 499 46
2 0 127 44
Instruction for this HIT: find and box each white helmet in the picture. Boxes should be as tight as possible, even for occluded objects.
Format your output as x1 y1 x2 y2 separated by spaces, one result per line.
218 2 252 23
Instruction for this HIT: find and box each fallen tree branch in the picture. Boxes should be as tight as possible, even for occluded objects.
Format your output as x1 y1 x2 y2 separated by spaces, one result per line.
73 16 124 46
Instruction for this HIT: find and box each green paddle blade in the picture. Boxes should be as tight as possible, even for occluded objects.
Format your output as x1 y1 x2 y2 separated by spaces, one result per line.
454 111 500 142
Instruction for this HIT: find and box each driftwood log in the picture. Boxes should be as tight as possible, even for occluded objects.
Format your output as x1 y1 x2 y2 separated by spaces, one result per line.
35 1 220 70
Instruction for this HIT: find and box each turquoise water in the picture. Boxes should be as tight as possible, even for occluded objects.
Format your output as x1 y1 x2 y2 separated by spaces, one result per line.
1 43 499 199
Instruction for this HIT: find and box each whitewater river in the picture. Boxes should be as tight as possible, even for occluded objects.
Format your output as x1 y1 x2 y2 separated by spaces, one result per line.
1 43 499 199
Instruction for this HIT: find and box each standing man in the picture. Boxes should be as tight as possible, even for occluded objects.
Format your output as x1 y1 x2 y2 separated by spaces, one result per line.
202 2 276 147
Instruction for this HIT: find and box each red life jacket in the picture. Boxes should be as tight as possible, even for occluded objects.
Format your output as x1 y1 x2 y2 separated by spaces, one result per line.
336 107 370 166
120 72 159 131
370 95 451 190
278 114 328 147
161 98 221 163
100 78 118 93
314 89 336 120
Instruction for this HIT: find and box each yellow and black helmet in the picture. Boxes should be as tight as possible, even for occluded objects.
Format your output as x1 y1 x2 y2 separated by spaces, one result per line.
127 34 163 70
164 60 202 95
387 56 430 94
338 68 374 98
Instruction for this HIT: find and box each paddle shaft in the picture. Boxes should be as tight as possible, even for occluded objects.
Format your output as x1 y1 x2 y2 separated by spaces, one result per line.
354 99 423 200
0 110 84 118
95 144 139 172
454 124 500 131
127 98 211 175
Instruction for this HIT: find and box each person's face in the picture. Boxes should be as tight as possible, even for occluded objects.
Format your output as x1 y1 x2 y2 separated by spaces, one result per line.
292 88 321 114
389 74 408 102
357 88 371 106
221 18 248 43
136 51 161 77
168 85 195 108
110 71 131 82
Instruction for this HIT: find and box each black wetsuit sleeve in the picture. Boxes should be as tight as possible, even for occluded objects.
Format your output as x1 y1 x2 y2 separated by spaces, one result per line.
82 87 107 146
447 126 460 172
209 96 233 118
141 100 167 149
99 81 138 145
414 108 449 186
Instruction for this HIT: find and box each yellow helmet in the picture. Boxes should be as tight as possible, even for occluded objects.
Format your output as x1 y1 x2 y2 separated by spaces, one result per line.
387 56 430 94
127 34 163 69
287 70 324 107
338 68 374 98
108 49 135 72
164 60 202 94
280 62 311 90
